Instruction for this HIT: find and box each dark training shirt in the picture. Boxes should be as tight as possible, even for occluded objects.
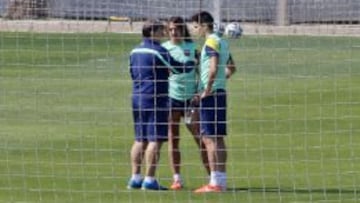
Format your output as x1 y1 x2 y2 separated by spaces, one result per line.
129 38 194 108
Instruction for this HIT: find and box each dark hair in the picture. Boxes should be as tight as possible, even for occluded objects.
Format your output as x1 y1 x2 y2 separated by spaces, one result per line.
190 11 214 30
142 19 164 38
168 16 193 43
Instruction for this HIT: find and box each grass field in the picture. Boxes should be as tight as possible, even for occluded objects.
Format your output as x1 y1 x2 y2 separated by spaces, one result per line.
0 32 360 203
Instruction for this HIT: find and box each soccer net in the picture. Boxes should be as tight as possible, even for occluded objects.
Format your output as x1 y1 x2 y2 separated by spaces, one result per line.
0 0 359 202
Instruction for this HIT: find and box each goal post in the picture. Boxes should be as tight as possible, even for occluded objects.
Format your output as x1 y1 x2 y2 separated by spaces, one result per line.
212 0 221 25
276 0 288 26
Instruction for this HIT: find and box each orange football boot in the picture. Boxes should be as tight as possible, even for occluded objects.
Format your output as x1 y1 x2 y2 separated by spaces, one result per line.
193 184 223 193
170 180 183 190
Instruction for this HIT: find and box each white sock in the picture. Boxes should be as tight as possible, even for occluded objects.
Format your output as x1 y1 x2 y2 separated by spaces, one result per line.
173 173 182 182
144 176 155 183
209 171 220 186
131 174 142 182
217 172 227 189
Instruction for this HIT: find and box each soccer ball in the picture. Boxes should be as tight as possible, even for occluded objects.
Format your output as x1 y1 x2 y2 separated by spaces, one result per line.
225 22 242 38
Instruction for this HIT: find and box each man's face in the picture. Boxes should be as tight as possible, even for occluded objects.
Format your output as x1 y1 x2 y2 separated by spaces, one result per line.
191 22 206 37
168 22 182 40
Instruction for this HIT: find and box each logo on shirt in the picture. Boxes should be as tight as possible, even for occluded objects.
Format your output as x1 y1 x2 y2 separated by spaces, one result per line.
184 49 190 56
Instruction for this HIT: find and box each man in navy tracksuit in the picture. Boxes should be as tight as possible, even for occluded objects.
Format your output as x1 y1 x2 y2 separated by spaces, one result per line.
127 19 194 190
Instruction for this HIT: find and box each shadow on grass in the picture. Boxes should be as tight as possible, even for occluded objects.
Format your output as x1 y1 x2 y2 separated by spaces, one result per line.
228 187 359 194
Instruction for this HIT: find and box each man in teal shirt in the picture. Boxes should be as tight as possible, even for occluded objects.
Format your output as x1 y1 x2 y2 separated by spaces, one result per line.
162 16 210 190
190 11 236 193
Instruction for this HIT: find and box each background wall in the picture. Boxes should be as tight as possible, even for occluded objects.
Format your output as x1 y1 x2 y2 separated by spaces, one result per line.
0 0 359 23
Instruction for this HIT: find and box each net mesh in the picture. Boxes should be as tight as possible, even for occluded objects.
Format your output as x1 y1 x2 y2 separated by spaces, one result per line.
0 0 359 202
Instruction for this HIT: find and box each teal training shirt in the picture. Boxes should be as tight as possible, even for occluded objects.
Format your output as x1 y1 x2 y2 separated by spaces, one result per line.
162 41 197 101
199 33 229 92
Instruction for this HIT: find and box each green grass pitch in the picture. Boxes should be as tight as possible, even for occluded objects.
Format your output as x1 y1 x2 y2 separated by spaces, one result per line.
0 32 360 202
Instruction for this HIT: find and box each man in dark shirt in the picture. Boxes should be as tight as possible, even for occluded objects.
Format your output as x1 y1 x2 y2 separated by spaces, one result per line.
127 19 194 190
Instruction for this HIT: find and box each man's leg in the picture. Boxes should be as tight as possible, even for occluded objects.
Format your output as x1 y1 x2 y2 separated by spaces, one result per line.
214 136 227 190
202 136 227 175
215 137 227 173
145 141 162 177
202 136 216 173
186 110 210 175
141 141 168 190
194 136 227 192
128 141 147 189
168 110 183 189
142 104 168 190
194 90 227 193
131 141 148 175
193 136 224 193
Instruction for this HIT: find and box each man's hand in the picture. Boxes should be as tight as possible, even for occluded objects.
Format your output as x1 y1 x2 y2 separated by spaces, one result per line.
190 94 200 106
200 88 212 98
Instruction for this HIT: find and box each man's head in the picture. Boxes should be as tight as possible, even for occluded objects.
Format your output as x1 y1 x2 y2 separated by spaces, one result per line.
167 16 192 43
190 11 214 37
142 19 165 40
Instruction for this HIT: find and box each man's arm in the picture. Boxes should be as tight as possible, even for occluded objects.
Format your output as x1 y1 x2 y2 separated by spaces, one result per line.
201 55 218 98
226 53 236 79
201 37 220 98
170 54 194 73
159 48 195 74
